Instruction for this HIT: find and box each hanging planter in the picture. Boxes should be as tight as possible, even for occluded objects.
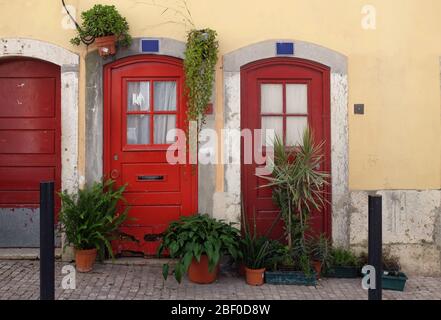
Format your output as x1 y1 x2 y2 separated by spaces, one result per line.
184 28 219 131
68 4 132 57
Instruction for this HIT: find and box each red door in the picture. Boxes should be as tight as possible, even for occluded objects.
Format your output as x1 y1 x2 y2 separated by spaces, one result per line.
0 57 61 215
104 55 197 256
241 57 331 240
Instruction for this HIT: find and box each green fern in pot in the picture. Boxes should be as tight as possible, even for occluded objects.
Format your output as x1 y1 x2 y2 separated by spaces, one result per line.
58 179 129 272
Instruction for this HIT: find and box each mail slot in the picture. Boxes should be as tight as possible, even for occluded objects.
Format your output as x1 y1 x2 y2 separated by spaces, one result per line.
137 175 164 181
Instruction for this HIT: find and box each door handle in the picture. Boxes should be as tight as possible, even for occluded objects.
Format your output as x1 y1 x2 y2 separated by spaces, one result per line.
110 169 119 179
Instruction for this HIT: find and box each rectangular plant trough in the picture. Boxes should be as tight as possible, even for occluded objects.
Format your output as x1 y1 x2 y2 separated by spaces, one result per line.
265 271 317 286
382 272 408 291
324 266 360 278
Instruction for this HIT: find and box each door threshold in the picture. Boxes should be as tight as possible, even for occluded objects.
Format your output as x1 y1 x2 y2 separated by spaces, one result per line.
0 248 62 260
102 257 176 266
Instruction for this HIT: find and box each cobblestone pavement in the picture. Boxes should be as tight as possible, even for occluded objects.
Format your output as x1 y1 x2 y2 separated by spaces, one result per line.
1 260 440 300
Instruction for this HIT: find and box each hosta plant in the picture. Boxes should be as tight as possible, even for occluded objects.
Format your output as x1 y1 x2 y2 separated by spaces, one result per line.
158 214 241 283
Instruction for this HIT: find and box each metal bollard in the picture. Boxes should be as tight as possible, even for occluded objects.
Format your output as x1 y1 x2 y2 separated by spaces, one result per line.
368 195 382 300
40 181 55 300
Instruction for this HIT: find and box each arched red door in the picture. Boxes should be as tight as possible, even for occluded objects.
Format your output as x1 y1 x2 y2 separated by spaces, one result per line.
104 55 197 256
0 57 61 217
241 57 331 240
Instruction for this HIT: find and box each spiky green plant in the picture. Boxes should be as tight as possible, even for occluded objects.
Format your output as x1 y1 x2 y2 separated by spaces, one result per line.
258 127 330 251
58 179 129 259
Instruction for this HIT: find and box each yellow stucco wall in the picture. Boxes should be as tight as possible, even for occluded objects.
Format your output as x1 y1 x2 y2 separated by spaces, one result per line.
1 0 440 191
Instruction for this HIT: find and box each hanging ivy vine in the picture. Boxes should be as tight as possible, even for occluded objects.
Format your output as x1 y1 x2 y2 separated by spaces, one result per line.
184 28 219 130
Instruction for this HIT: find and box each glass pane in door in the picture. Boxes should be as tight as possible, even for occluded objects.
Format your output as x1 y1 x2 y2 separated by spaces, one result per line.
261 116 283 146
286 116 307 146
127 115 150 144
261 84 283 113
127 82 150 111
286 84 307 114
154 81 177 111
154 115 176 144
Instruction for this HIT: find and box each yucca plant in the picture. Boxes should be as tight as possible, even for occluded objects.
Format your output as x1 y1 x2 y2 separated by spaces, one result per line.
240 211 274 270
58 179 129 259
258 127 330 251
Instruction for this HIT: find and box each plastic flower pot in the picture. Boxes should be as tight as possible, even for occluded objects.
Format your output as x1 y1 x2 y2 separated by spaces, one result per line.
382 272 408 291
95 35 116 57
245 267 265 286
75 248 97 273
264 270 317 286
187 255 219 284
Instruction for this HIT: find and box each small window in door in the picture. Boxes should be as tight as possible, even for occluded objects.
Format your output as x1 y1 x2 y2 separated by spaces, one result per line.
126 80 177 146
260 83 308 146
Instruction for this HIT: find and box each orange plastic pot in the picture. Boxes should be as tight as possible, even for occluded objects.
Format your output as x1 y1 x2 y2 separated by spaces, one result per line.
95 35 116 57
75 248 97 273
245 267 265 286
187 255 219 284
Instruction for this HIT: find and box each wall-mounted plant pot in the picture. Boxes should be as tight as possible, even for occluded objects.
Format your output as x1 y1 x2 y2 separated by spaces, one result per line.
187 255 219 284
245 267 265 286
382 271 408 291
75 248 97 273
324 266 360 278
265 271 317 286
95 35 117 57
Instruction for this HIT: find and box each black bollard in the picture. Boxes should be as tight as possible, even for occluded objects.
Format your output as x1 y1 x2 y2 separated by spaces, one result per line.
40 181 55 300
368 195 382 300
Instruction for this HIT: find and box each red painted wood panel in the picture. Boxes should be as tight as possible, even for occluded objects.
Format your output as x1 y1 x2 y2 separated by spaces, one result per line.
0 167 55 190
0 130 55 154
0 78 55 117
0 57 61 215
104 55 197 256
241 57 332 240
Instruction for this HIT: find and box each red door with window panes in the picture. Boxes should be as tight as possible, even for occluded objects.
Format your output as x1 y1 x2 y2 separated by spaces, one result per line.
104 55 197 256
241 57 331 240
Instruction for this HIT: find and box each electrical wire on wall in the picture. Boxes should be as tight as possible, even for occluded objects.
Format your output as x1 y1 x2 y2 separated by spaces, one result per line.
61 0 95 45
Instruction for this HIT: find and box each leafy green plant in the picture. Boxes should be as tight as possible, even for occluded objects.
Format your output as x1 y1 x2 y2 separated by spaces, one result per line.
184 28 219 130
70 4 132 47
58 179 129 259
330 247 360 267
158 214 241 283
258 127 330 251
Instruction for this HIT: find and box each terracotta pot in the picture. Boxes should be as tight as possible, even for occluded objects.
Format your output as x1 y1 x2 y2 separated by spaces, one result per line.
245 267 265 286
187 255 219 284
94 35 116 57
75 248 97 273
313 260 322 279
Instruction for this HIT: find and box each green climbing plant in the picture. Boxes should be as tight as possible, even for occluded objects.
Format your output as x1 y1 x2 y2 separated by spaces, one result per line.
183 28 219 130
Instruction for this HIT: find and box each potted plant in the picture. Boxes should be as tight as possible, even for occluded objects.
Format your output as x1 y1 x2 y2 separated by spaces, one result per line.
258 127 328 286
264 239 317 286
58 179 129 272
158 214 241 284
239 213 274 286
360 249 408 291
70 4 132 57
325 247 361 278
309 234 332 279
